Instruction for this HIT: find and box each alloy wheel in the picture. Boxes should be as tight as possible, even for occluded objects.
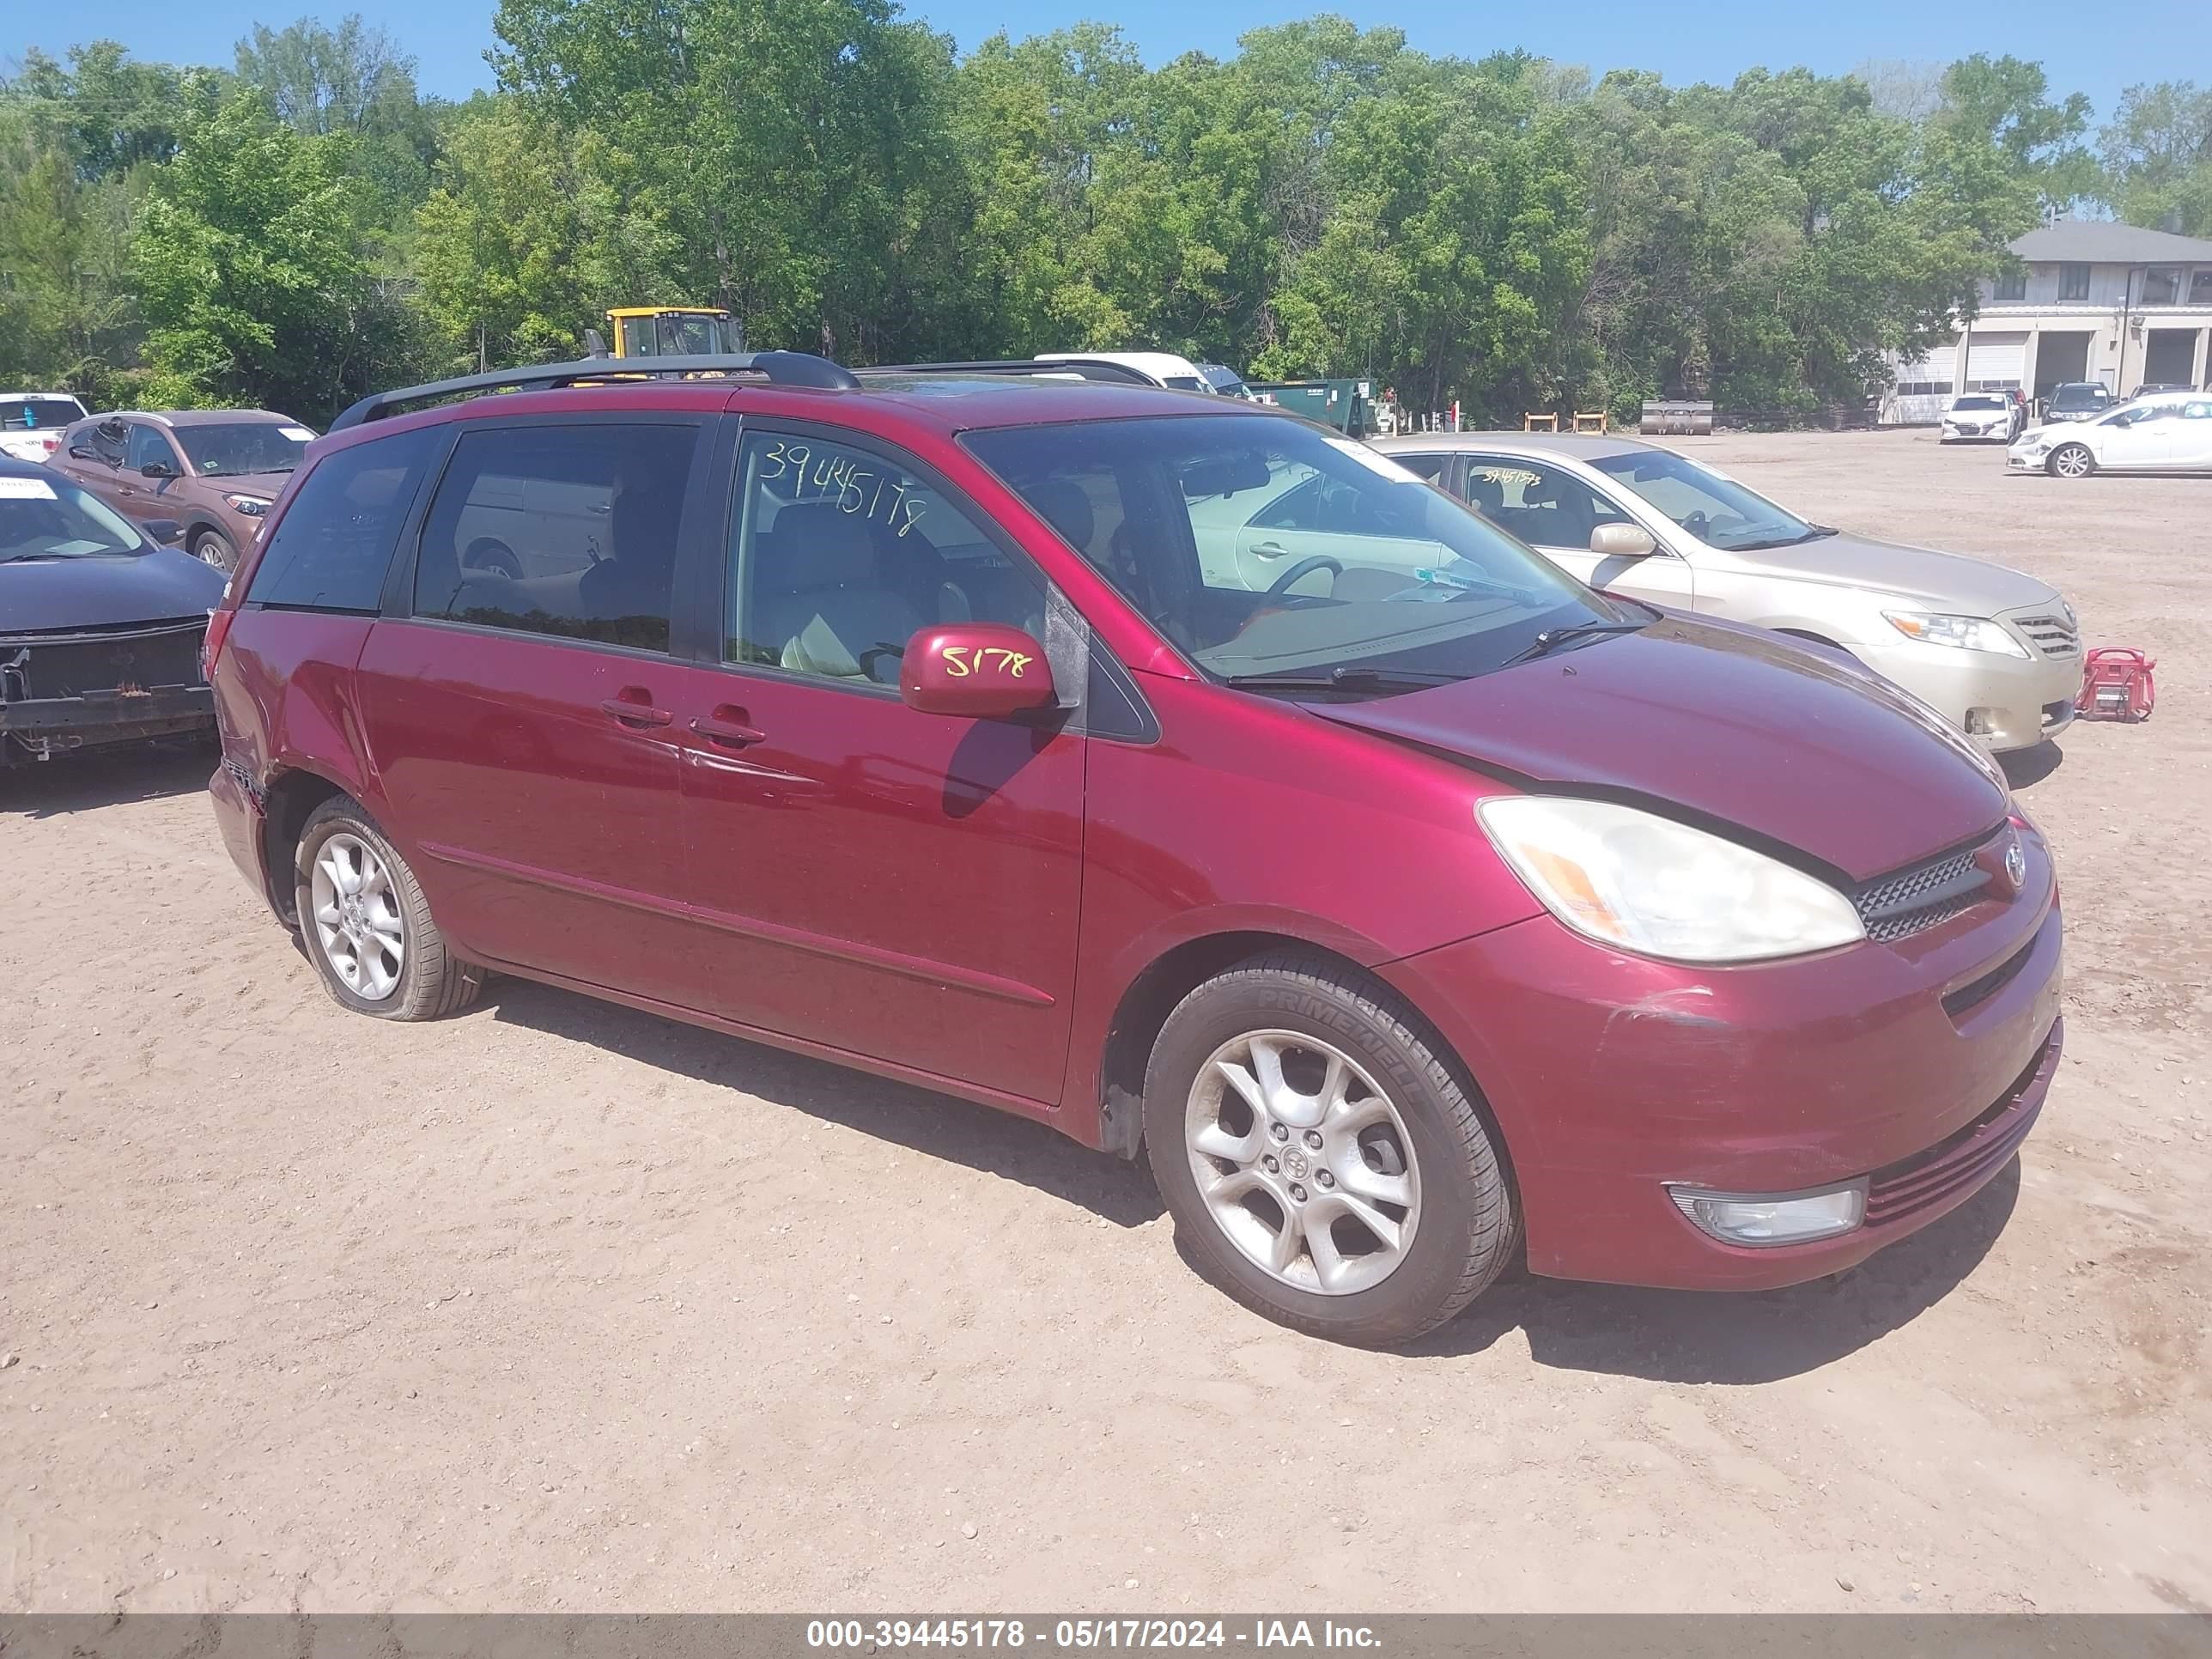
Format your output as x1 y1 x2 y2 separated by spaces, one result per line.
1184 1030 1421 1295
310 831 406 1000
2051 447 2092 478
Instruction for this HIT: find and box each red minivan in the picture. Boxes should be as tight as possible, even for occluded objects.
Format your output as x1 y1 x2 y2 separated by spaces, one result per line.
205 352 2062 1343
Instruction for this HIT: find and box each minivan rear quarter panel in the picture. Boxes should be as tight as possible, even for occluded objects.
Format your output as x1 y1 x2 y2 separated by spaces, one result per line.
210 610 383 908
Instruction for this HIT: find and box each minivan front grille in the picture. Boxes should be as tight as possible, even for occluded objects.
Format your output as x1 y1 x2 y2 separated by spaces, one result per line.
2014 615 2080 659
1853 845 1990 944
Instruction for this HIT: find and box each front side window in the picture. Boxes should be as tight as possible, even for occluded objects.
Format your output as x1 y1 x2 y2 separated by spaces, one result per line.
1586 449 1823 553
175 421 313 478
2182 400 2212 420
246 425 441 611
1391 452 1449 483
728 430 1044 684
0 471 145 561
413 423 698 653
1462 458 1636 550
2059 264 2091 301
964 415 1615 688
125 423 175 473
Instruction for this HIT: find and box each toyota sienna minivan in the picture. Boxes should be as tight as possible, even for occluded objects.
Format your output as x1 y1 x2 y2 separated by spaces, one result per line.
205 351 2062 1344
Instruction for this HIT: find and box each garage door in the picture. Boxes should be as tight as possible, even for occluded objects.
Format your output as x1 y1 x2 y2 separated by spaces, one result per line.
1967 331 2027 389
1899 344 1955 394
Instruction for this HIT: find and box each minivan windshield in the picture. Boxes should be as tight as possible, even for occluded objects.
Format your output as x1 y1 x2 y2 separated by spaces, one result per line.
1586 448 1829 552
964 415 1628 690
0 472 146 561
174 421 313 478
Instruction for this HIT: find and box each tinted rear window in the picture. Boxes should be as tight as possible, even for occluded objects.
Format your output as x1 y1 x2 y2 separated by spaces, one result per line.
246 426 441 611
2 398 88 430
411 422 699 653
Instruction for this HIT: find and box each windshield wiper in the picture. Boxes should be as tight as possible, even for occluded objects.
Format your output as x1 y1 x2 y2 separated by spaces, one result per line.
1503 619 1647 666
1730 525 1840 551
1224 665 1468 695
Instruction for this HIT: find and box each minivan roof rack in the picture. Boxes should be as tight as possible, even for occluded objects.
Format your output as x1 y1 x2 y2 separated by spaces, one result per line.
328 351 861 431
859 358 1158 386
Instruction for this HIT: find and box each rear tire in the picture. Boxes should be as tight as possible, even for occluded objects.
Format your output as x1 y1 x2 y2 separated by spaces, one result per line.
2047 443 2094 479
294 796 481 1021
1142 951 1516 1345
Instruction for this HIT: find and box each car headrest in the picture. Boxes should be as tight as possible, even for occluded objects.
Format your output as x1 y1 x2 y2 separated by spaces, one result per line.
757 501 877 592
1026 479 1095 553
1467 473 1504 512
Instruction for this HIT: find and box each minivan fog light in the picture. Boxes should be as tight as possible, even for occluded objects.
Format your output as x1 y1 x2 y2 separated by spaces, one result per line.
1667 1182 1867 1247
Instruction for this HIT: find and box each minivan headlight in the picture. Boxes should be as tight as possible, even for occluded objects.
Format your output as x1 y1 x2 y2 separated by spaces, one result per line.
1476 797 1864 963
1882 611 2029 657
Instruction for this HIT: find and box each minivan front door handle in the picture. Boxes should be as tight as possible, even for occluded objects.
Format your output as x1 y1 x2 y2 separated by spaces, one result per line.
690 708 768 749
600 690 672 728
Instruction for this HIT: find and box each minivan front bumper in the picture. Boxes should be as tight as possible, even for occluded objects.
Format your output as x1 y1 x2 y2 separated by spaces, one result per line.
1382 834 2062 1291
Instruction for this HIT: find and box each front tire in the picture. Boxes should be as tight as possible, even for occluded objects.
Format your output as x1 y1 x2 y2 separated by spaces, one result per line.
294 796 481 1020
190 528 237 571
2047 443 2095 479
1142 951 1516 1345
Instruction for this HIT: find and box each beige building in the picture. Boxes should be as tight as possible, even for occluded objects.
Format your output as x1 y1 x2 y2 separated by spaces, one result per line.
1884 221 2212 423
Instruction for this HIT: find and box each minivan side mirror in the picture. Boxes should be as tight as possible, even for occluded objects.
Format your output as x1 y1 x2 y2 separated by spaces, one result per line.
899 623 1059 719
143 518 184 545
1590 523 1656 559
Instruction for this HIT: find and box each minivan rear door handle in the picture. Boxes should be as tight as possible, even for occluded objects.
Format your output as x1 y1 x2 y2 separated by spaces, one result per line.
690 709 768 748
600 691 672 727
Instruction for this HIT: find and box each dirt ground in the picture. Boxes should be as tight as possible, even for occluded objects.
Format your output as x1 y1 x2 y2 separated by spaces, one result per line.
3 427 2209 1615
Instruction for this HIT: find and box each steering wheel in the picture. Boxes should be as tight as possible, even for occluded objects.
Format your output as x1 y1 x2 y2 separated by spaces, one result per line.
1265 555 1342 599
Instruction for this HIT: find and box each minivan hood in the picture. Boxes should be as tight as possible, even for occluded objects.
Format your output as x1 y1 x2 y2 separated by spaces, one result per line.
0 546 225 635
1314 615 2008 882
1735 530 2056 612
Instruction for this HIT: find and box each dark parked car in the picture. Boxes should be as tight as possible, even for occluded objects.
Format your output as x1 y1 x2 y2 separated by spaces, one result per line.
1 458 223 766
205 352 2062 1343
2041 381 2112 422
49 409 316 573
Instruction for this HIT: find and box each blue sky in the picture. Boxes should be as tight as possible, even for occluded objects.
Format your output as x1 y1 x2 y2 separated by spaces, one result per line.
10 0 2200 125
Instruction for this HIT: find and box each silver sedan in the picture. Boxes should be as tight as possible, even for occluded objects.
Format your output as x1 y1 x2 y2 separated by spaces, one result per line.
1370 432 2081 752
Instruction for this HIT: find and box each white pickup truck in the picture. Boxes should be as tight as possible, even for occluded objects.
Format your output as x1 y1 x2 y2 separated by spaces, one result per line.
1 392 91 464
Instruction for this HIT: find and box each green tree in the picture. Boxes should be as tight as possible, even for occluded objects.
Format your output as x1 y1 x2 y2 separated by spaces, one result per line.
412 98 681 368
2100 81 2212 234
490 0 971 359
131 92 420 419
